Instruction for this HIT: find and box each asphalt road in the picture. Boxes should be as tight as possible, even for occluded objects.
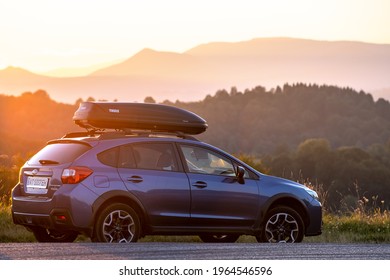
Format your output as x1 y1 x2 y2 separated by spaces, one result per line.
0 243 389 260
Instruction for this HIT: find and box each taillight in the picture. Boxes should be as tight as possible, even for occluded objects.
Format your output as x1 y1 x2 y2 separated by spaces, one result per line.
18 167 24 184
61 166 93 184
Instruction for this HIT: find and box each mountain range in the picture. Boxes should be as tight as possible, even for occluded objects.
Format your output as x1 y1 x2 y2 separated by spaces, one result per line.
1 37 390 104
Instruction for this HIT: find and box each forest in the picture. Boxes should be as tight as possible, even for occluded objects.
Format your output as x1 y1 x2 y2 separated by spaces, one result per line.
1 84 390 211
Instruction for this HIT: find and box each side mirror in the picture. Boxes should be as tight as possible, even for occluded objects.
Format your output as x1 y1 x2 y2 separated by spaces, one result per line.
236 166 245 184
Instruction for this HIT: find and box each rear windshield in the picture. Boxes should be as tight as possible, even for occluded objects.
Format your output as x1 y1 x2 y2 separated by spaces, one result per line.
28 142 91 165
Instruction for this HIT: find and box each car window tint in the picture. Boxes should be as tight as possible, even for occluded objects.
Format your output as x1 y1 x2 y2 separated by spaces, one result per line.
180 145 235 176
118 145 136 168
97 147 119 167
130 143 178 172
28 142 91 165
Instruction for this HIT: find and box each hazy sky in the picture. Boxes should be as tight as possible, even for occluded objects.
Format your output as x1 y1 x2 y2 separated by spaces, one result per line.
0 0 389 73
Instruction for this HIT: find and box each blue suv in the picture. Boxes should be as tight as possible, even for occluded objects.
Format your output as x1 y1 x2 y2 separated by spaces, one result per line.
11 102 322 243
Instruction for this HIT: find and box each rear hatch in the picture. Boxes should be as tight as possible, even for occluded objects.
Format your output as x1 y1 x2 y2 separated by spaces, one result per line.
19 140 92 198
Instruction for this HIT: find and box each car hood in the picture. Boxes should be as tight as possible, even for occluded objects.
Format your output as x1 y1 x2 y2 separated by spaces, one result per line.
260 173 310 191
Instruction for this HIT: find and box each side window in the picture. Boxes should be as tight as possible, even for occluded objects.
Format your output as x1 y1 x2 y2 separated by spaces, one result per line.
97 147 119 167
120 143 178 172
180 145 235 176
119 145 136 168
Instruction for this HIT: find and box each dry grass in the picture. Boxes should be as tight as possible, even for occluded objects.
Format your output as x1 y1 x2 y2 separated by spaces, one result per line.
1 201 389 243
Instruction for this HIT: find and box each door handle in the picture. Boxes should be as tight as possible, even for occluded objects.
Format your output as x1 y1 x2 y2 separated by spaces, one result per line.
127 175 143 183
192 181 207 188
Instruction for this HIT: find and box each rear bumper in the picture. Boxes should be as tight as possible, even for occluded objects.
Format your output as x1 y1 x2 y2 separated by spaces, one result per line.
12 208 92 233
11 184 95 236
12 210 93 237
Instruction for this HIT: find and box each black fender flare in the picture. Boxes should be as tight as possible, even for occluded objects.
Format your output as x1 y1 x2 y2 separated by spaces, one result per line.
254 193 310 232
91 190 148 230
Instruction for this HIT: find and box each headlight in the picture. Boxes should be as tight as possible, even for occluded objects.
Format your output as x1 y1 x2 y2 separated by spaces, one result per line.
306 188 319 200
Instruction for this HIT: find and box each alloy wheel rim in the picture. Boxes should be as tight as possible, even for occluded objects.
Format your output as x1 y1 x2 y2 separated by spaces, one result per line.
102 210 135 243
265 212 299 243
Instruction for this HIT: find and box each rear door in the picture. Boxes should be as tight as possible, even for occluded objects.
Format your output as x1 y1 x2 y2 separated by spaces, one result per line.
178 144 260 228
117 142 191 227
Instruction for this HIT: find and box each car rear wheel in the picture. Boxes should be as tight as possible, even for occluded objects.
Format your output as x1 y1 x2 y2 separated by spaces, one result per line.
257 206 304 243
199 234 240 243
93 203 140 243
30 227 78 242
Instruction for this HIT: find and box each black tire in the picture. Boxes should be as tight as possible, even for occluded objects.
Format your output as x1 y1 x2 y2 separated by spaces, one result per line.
93 203 140 243
256 206 304 243
199 234 240 243
30 227 78 242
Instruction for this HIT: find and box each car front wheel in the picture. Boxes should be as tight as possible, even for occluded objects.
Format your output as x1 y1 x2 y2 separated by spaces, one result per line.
257 206 304 243
93 203 140 243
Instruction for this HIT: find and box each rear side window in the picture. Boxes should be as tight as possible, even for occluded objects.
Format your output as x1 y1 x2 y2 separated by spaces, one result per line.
119 143 179 172
98 147 119 167
28 142 91 165
133 143 178 171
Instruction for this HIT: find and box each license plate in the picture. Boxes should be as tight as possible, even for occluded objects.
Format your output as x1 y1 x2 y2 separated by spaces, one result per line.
26 177 49 194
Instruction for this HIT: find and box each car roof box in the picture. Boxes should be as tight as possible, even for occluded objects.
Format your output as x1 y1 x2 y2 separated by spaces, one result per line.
73 102 208 135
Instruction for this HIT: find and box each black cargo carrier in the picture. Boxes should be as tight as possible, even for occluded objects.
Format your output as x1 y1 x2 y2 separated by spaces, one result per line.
73 102 208 135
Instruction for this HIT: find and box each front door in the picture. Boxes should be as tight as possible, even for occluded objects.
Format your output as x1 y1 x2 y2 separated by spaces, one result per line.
179 144 259 228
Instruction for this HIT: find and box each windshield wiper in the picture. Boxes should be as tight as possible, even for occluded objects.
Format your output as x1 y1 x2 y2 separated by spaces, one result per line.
39 159 60 165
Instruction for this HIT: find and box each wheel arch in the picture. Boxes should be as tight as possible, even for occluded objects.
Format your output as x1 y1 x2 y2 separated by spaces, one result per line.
258 194 310 232
91 190 149 238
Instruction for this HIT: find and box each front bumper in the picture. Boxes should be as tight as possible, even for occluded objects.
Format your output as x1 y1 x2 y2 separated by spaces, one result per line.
305 201 323 236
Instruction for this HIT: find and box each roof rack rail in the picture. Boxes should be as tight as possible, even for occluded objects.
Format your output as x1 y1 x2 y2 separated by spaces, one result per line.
62 129 199 141
62 131 101 138
99 129 200 141
147 131 199 141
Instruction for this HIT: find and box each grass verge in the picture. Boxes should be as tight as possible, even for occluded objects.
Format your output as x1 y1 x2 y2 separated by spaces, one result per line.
1 204 389 243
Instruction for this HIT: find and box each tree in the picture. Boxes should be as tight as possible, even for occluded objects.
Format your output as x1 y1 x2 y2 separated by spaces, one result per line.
295 138 335 190
144 96 156 103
